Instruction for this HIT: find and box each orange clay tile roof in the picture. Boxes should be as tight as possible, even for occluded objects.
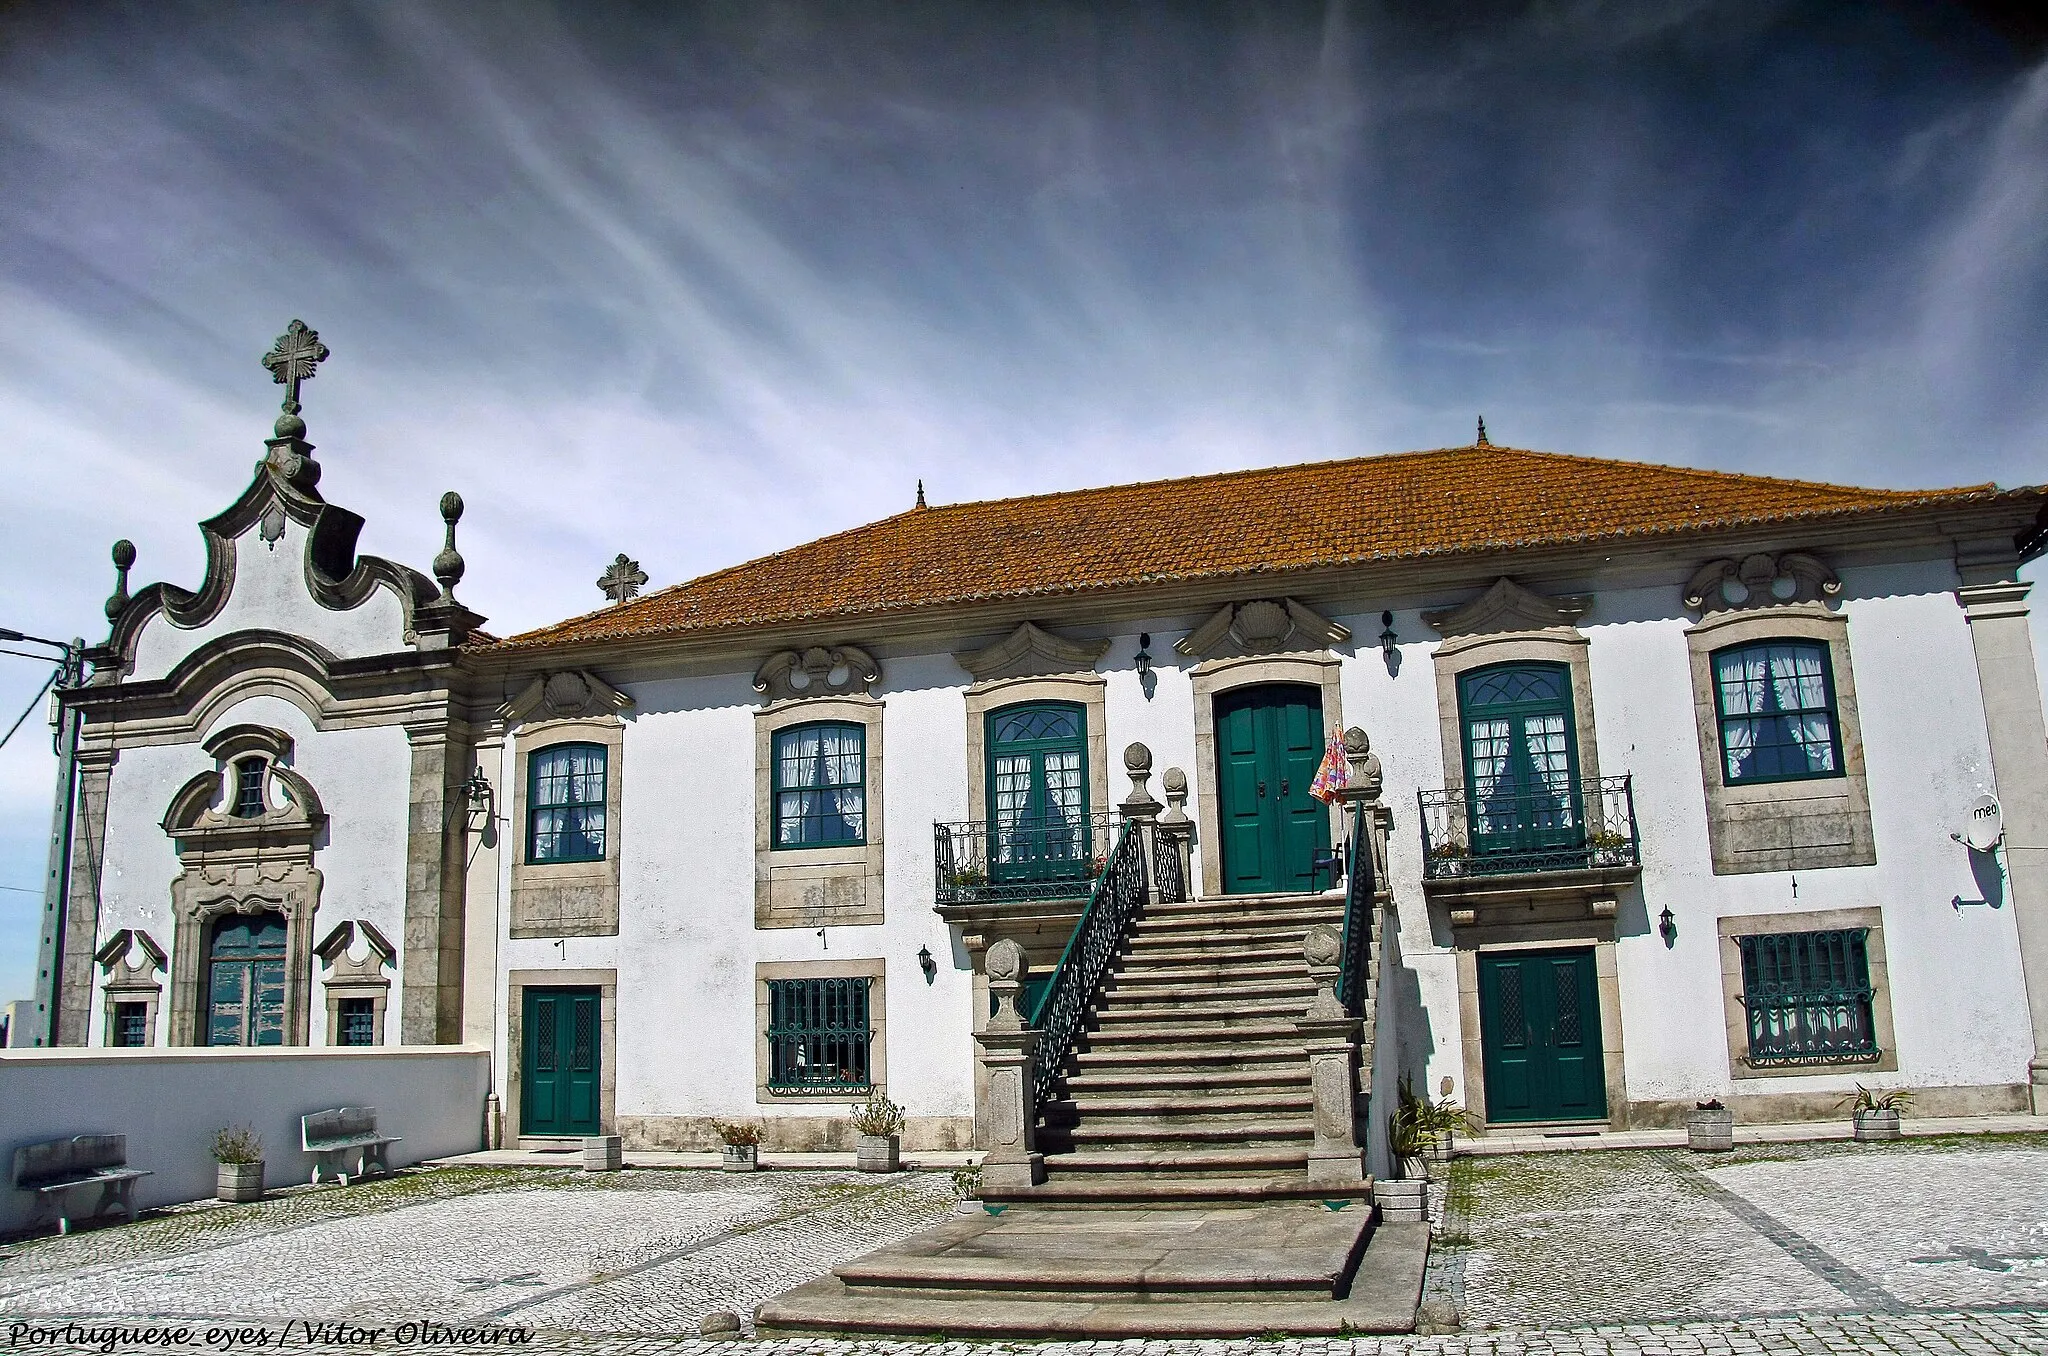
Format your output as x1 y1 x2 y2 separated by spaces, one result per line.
491 444 2035 651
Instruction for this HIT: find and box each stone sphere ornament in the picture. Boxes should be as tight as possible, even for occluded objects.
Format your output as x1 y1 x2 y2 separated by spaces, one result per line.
1302 922 1343 969
985 938 1028 983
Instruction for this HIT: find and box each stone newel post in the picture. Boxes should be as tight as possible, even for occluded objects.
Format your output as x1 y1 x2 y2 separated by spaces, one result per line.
975 938 1045 1188
1295 922 1367 1186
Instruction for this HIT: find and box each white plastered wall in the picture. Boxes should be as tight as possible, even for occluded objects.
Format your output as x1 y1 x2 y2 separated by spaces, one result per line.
89 693 413 1047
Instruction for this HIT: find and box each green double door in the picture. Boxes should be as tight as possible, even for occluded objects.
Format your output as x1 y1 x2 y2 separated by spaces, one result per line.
1215 684 1329 894
522 987 601 1137
1477 949 1607 1123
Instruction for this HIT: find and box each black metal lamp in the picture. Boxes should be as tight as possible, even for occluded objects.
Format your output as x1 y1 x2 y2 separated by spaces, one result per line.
1378 611 1398 659
1658 904 1677 949
462 767 493 831
1135 633 1152 679
918 944 937 984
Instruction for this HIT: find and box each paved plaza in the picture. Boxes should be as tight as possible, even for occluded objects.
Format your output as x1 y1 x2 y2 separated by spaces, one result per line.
0 1133 2043 1354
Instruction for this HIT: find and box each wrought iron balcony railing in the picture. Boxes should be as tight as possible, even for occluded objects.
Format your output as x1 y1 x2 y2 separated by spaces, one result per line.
1418 774 1640 881
933 812 1116 906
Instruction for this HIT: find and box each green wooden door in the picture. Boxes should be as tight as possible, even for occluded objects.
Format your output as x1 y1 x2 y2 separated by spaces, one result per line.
205 911 287 1046
522 987 601 1136
1214 685 1329 894
1458 663 1585 869
1477 948 1607 1123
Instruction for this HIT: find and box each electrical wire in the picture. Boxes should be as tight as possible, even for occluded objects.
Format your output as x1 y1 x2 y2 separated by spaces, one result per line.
0 667 59 751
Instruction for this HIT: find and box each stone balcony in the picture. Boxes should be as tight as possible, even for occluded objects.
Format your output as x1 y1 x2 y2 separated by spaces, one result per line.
1417 774 1642 927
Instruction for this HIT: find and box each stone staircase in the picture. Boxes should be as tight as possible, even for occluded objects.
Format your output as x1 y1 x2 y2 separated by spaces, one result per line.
990 888 1369 1207
757 886 1420 1338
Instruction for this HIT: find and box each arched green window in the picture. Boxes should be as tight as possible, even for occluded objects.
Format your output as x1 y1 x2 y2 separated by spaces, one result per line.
773 722 866 848
528 743 607 864
205 911 287 1046
986 701 1089 885
1711 641 1842 784
1457 663 1583 862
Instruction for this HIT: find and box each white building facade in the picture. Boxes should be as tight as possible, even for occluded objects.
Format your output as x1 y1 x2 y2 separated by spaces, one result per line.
45 338 2048 1155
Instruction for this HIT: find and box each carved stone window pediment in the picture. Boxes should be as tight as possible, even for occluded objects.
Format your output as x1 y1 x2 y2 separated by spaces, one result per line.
95 929 166 986
500 669 635 725
1423 578 1591 639
1174 598 1351 660
315 920 396 983
1684 552 1840 616
754 645 881 702
163 761 326 852
956 623 1108 681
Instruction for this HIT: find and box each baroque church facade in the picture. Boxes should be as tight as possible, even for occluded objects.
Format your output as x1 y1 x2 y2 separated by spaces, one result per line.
34 325 2048 1162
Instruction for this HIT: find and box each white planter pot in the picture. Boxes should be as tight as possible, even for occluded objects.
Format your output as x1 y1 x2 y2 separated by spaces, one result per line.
1853 1108 1902 1141
217 1161 264 1203
721 1144 759 1172
1396 1154 1430 1182
856 1133 900 1173
1687 1108 1735 1152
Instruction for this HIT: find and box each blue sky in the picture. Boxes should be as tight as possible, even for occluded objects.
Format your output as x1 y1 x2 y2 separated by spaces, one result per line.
2 2 2045 1009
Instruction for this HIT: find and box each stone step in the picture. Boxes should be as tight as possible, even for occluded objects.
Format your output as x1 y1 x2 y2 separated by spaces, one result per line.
1114 941 1306 967
1125 921 1329 947
1082 1021 1305 1047
1039 1145 1310 1175
1099 975 1317 1003
1091 998 1308 1026
1042 1119 1314 1149
1046 1090 1316 1119
1102 963 1312 991
1071 1042 1303 1071
982 1174 1374 1206
754 1215 1430 1338
1062 1066 1310 1095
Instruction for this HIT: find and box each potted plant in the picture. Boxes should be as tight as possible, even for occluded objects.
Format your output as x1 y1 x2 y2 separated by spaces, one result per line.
950 1163 985 1214
849 1089 905 1172
713 1120 760 1172
1843 1084 1910 1141
1687 1099 1735 1152
212 1124 264 1202
1429 842 1469 877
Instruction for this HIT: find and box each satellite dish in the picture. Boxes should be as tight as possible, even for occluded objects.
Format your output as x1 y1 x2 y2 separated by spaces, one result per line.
1962 795 2003 852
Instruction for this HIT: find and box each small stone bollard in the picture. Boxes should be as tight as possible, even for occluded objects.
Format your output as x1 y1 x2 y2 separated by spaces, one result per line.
1376 1178 1428 1223
698 1311 742 1340
581 1134 623 1172
1686 1104 1734 1152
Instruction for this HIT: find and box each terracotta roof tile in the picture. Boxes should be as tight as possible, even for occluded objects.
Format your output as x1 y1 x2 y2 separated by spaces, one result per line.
489 444 2032 652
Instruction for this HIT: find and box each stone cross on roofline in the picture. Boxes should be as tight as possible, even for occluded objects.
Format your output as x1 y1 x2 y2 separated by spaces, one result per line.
598 553 649 605
262 320 330 440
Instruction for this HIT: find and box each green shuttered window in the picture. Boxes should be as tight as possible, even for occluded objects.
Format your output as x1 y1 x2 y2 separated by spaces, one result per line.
1737 928 1879 1067
766 976 873 1091
1712 641 1843 785
773 723 866 848
529 743 607 863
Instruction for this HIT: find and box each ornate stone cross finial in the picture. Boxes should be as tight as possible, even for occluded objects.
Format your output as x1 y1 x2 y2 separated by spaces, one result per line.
262 320 330 439
597 553 648 605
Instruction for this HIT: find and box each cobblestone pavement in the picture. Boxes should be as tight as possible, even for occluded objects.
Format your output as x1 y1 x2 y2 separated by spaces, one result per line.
3 1137 2045 1354
1432 1133 2048 1328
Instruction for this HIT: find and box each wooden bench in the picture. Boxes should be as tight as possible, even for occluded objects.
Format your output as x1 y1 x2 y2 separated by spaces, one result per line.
301 1107 400 1186
11 1135 152 1234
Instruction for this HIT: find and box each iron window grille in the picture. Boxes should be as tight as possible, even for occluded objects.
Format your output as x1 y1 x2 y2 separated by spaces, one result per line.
112 1002 148 1047
337 997 377 1047
766 976 873 1092
528 743 607 864
773 722 866 848
1712 641 1844 785
1737 927 1880 1067
232 758 267 818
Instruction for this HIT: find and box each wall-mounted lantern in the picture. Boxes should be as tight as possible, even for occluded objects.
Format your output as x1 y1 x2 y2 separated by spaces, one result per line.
1658 904 1678 949
1378 611 1398 660
1135 633 1156 701
918 944 937 984
461 767 493 832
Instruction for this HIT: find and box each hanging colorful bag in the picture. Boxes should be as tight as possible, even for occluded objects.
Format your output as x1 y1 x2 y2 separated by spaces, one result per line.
1309 731 1351 803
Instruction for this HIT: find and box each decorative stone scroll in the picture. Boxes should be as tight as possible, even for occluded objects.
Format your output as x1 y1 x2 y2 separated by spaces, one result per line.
753 645 881 702
1684 552 1840 615
1423 578 1590 638
499 669 635 724
1174 598 1352 660
955 622 1108 681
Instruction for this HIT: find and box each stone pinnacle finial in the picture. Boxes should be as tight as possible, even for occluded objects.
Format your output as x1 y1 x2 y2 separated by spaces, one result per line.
1476 415 1489 447
262 320 330 440
433 492 465 600
598 553 648 605
915 479 927 509
105 540 135 623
